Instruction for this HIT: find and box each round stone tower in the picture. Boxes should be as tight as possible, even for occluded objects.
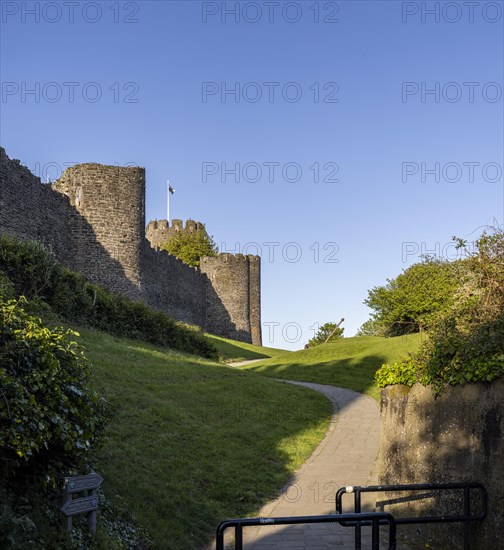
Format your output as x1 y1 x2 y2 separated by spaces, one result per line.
201 253 262 345
53 163 145 299
248 255 262 346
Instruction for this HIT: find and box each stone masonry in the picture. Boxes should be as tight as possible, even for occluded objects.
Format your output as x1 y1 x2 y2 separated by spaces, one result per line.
0 147 262 344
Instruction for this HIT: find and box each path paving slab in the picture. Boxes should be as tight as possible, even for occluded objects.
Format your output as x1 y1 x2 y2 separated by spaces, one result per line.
218 381 382 549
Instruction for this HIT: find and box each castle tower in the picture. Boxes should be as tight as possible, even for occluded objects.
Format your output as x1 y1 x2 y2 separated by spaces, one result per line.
200 253 262 345
248 255 262 346
146 219 203 249
54 163 146 299
146 219 171 249
1 146 263 346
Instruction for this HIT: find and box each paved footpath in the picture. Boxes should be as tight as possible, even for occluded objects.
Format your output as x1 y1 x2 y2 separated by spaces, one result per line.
218 380 381 549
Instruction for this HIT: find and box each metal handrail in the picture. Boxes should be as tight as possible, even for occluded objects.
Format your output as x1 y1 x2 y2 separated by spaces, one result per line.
335 482 487 550
216 512 397 550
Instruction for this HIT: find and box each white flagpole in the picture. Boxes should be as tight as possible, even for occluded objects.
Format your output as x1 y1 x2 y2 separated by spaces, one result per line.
167 179 170 222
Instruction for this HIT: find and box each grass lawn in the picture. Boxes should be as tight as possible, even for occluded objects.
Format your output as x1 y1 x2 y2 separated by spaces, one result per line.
205 333 288 362
237 334 423 401
76 328 332 549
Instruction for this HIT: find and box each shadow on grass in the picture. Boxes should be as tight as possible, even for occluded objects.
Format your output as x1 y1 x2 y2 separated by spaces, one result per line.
212 379 383 550
84 332 333 550
209 338 422 547
205 336 276 362
243 354 389 401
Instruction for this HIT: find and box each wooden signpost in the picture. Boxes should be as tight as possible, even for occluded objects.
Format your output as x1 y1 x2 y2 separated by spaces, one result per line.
61 473 103 534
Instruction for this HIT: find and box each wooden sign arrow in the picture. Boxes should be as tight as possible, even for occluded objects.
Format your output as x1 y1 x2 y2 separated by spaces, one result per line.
64 473 104 493
61 496 98 517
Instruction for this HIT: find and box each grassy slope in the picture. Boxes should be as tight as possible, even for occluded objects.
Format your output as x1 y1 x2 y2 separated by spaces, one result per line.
237 334 423 401
205 334 288 362
77 327 331 550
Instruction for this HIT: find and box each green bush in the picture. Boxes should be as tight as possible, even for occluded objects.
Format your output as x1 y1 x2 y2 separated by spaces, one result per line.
0 486 37 549
375 355 420 388
0 295 105 483
0 237 217 359
0 239 57 298
376 230 504 394
356 318 387 337
362 259 461 336
161 226 218 267
0 271 15 301
306 321 344 347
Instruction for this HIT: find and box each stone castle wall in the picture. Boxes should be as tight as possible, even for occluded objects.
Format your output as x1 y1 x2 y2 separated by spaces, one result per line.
201 254 250 342
248 255 262 346
145 220 261 344
0 147 71 258
378 382 504 548
146 219 204 249
53 163 146 300
200 254 262 345
141 243 207 328
0 147 261 344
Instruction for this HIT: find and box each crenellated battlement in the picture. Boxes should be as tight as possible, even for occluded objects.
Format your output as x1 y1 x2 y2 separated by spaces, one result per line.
202 252 260 262
146 218 205 249
0 147 262 345
0 147 42 184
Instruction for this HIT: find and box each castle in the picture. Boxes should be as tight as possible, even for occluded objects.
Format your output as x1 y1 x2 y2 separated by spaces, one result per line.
145 218 204 249
0 147 262 345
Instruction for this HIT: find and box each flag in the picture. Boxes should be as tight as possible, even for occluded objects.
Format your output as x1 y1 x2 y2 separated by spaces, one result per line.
169 185 175 194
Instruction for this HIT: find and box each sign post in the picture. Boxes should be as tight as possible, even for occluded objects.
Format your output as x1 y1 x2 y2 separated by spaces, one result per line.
61 473 103 534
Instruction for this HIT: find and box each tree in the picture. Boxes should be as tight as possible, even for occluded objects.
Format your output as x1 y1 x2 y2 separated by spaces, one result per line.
161 226 218 267
306 321 344 348
376 228 504 393
356 318 387 337
361 258 461 337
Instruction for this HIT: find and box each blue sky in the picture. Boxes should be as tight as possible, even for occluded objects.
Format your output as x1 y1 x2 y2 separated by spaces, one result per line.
1 1 503 349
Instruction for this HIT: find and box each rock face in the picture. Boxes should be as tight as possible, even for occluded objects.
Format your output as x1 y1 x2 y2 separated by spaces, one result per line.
0 147 261 344
378 382 504 548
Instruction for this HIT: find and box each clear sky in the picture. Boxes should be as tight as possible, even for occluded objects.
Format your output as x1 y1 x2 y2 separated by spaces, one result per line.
1 0 503 349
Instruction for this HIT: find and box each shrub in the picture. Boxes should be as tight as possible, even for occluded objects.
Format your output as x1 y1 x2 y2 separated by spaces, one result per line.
0 271 15 301
0 489 36 549
161 226 218 267
306 321 344 347
376 229 504 394
362 259 461 336
356 318 387 337
0 237 217 359
0 295 105 484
